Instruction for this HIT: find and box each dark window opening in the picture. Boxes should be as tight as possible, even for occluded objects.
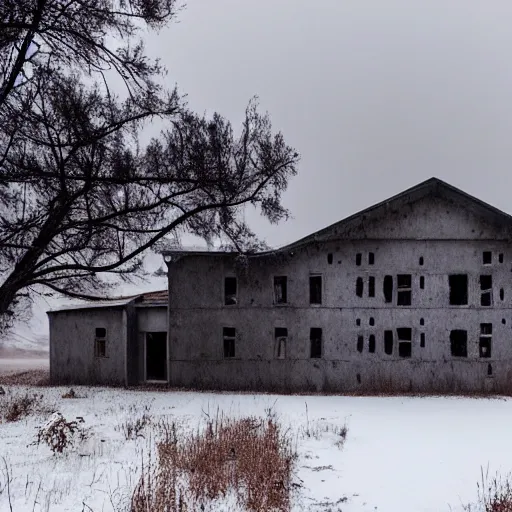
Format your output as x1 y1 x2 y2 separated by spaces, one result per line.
488 363 493 376
357 335 364 353
479 323 492 358
397 328 412 358
356 277 364 297
384 330 393 355
356 253 362 266
420 276 425 289
327 253 333 264
499 253 504 264
310 328 322 358
369 335 376 353
420 333 425 348
356 373 361 384
95 328 107 358
397 275 412 306
369 252 375 265
223 327 236 358
419 256 424 266
384 275 393 303
224 277 238 305
368 276 375 297
309 275 322 305
420 318 425 326
449 274 468 305
275 327 287 359
480 275 492 307
500 288 505 301
356 318 361 326
273 276 288 304
483 251 492 265
369 317 375 326
450 330 468 357
502 318 507 325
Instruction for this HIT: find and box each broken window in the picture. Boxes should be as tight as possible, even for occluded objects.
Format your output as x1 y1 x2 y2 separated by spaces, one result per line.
479 323 492 358
327 253 333 264
420 276 425 290
420 333 425 348
224 276 237 305
310 328 322 358
369 317 375 326
397 275 412 306
369 252 375 265
273 276 288 304
449 274 468 305
357 335 364 353
420 318 425 326
309 275 322 305
356 318 361 326
397 328 412 358
480 275 492 306
368 276 375 297
483 251 492 265
488 363 493 376
419 256 424 266
275 327 287 359
500 288 505 301
499 253 504 264
223 327 236 358
94 328 107 358
369 334 376 353
384 330 394 355
450 330 468 357
356 253 362 266
383 275 393 303
356 277 364 297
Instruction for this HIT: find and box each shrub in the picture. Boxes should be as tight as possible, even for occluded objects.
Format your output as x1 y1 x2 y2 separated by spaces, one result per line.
35 412 89 454
131 415 298 511
117 405 151 440
2 393 39 422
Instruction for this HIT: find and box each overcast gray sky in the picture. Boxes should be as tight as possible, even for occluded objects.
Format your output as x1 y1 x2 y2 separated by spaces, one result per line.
144 0 512 248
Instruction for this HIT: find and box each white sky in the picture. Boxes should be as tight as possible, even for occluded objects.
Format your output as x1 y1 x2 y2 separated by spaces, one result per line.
144 0 512 247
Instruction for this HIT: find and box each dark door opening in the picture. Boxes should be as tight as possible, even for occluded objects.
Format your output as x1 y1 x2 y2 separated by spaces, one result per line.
146 332 167 381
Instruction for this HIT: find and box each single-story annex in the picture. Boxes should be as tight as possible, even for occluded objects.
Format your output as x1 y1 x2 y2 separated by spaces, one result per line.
49 177 512 393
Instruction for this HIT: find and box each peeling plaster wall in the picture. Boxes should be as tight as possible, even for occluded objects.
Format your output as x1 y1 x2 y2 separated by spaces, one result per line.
49 308 125 385
167 196 512 393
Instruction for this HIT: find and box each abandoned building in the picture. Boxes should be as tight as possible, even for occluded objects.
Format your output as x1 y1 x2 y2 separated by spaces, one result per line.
49 177 512 392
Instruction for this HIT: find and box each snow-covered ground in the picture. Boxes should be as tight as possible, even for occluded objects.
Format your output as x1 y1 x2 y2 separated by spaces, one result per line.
0 386 510 511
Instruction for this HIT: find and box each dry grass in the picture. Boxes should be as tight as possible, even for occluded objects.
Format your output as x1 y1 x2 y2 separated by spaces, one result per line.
464 468 512 512
1 392 40 422
0 369 49 386
131 415 298 511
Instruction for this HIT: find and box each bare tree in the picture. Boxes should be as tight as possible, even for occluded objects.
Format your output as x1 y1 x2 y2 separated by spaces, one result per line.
0 1 299 326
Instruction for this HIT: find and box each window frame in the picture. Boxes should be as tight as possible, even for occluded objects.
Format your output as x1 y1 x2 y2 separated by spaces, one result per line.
273 275 288 305
274 327 288 359
223 327 236 359
310 328 323 358
224 276 238 306
396 274 412 306
94 328 107 358
450 329 468 357
309 274 323 305
479 323 492 358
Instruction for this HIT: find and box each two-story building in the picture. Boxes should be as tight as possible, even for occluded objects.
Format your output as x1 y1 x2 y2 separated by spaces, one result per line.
48 178 512 392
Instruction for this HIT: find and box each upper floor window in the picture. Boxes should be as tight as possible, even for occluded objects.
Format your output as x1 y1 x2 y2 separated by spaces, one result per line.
368 252 375 265
449 274 468 305
356 253 362 266
383 275 393 303
224 276 237 305
273 276 288 304
397 275 412 306
309 275 322 305
480 275 492 306
275 328 287 359
397 328 412 358
483 251 492 265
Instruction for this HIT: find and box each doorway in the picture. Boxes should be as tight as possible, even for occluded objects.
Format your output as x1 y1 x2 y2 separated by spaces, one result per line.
145 332 167 382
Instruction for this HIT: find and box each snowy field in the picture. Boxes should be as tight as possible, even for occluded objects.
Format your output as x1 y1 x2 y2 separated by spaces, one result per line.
1 385 511 511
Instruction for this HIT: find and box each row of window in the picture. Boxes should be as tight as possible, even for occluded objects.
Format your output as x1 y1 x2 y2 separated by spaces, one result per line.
222 324 496 360
334 251 504 267
225 273 503 307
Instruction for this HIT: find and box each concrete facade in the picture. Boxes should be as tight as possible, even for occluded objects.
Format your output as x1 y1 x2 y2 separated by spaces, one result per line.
48 292 168 385
165 178 512 393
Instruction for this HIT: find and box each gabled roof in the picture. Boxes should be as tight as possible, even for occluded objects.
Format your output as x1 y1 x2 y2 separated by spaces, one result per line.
162 177 512 260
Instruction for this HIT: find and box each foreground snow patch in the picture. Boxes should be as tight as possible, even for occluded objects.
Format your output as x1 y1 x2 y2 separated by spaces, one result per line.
0 388 511 511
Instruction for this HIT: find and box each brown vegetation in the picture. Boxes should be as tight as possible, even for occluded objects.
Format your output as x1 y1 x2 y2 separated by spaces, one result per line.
131 416 297 511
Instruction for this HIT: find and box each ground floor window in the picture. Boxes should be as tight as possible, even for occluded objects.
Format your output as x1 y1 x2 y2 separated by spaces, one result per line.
310 328 322 358
94 328 107 358
397 328 412 358
223 327 236 358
